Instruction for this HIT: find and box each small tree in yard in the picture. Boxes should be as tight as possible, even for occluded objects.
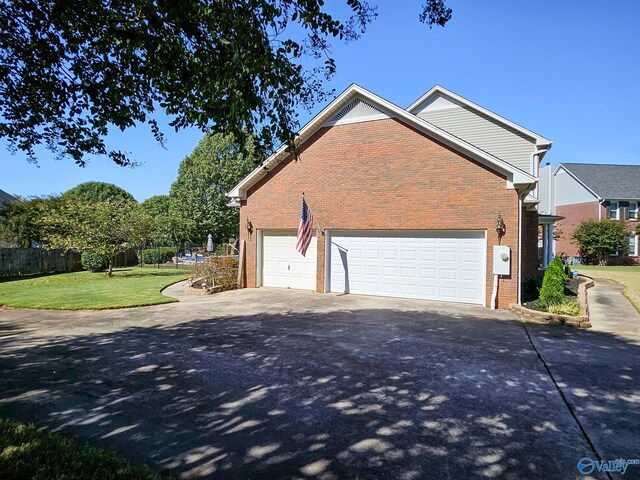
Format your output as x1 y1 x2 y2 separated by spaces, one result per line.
572 220 629 265
40 199 140 275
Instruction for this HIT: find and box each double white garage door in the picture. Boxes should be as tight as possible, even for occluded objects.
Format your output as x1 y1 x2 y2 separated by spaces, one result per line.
262 231 486 305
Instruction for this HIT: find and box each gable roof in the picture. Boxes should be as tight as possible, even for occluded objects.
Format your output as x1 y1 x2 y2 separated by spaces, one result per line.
228 84 537 201
554 163 640 200
407 85 552 148
0 189 15 205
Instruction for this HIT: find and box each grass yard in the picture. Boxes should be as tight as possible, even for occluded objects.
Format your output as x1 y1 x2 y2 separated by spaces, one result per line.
0 416 167 480
0 268 189 310
578 265 640 313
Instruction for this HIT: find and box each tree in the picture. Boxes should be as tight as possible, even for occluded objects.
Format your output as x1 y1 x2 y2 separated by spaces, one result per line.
140 195 190 260
0 195 59 248
572 220 629 265
140 195 170 220
61 181 136 203
170 133 258 246
0 0 452 166
40 198 140 275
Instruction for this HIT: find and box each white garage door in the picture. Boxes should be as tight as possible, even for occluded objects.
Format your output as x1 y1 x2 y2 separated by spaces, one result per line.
329 231 486 305
262 232 317 290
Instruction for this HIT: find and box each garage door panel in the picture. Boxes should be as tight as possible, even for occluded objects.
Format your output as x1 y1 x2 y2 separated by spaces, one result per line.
262 233 317 290
330 231 485 305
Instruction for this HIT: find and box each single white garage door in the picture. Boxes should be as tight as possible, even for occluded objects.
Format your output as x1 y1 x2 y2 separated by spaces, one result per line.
262 232 317 290
329 231 486 305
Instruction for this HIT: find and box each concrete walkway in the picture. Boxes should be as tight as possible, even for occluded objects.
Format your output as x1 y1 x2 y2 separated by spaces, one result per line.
588 279 640 335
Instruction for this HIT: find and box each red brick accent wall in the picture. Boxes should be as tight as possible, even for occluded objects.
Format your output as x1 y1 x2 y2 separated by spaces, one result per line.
555 202 600 256
521 209 540 281
239 118 523 307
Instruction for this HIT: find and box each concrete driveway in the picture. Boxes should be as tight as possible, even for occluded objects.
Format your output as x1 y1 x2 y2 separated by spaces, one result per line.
1 286 639 479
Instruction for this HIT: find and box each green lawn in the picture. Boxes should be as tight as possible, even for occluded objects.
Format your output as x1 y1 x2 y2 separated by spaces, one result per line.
578 265 640 313
0 416 168 480
0 268 189 310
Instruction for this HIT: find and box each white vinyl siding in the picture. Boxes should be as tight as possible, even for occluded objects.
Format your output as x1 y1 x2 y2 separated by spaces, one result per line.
329 231 486 305
554 168 599 206
415 99 537 174
262 233 317 290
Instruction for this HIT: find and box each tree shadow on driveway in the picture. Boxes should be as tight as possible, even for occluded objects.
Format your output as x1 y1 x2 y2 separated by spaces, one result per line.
1 307 638 479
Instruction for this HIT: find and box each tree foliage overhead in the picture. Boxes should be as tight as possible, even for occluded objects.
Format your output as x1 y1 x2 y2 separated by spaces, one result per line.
169 132 257 245
572 219 629 265
0 0 452 166
61 181 136 203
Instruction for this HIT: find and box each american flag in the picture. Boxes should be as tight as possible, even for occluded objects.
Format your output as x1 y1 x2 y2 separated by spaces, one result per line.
296 197 314 256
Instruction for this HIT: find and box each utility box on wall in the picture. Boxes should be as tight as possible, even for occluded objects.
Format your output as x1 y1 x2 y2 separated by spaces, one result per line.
493 245 511 276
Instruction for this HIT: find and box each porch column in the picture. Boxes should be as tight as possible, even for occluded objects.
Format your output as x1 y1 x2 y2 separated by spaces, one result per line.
547 224 554 265
542 224 549 268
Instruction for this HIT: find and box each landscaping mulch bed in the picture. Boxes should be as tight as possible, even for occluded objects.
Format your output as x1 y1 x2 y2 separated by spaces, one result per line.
523 277 585 313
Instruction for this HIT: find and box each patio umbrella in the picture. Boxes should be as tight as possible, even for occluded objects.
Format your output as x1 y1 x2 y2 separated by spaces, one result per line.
207 233 214 253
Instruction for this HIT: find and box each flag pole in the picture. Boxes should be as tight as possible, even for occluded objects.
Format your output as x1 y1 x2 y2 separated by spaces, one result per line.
302 192 325 235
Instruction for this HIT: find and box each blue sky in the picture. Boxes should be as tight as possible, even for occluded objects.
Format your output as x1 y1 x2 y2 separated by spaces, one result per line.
3 0 639 201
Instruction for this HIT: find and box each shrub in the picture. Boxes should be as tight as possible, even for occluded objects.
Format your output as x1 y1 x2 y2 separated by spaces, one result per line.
141 247 175 265
539 256 566 307
81 251 107 272
572 219 629 265
192 256 239 291
522 276 543 302
548 299 581 316
215 242 227 256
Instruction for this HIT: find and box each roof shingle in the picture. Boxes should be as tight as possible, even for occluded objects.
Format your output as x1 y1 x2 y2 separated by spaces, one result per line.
560 163 640 200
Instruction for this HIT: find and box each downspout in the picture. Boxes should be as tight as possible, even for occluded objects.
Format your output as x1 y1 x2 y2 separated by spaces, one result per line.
529 146 549 200
598 198 605 221
518 191 525 305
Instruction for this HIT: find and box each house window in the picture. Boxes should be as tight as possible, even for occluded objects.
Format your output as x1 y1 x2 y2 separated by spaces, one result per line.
629 235 638 257
630 202 638 221
608 201 619 219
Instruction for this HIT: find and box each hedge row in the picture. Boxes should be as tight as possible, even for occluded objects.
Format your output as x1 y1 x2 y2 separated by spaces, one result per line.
141 247 175 265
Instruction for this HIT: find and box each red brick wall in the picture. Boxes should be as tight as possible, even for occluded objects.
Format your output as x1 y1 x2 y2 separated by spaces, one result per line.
555 202 600 256
521 209 540 281
239 118 523 307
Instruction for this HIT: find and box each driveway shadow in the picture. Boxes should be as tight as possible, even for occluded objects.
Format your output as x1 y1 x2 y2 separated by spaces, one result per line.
1 308 638 479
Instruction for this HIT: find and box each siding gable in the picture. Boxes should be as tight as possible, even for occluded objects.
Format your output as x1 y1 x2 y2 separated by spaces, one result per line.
554 167 599 206
413 93 538 175
323 97 390 126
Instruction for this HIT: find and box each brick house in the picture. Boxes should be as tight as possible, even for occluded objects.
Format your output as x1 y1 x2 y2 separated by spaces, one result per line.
540 163 640 262
227 85 553 308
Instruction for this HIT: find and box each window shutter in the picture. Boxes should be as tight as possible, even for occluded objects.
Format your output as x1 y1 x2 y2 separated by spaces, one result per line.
620 201 629 220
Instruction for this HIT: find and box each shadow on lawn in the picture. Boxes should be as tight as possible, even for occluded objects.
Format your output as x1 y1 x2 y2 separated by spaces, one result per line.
1 308 639 479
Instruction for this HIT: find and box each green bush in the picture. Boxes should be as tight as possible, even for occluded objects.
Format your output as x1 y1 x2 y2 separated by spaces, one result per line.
539 256 566 307
548 299 581 316
192 256 239 291
572 219 629 265
81 251 107 272
141 247 175 265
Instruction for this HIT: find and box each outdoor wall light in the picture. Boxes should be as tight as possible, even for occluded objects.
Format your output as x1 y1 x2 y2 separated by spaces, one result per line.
495 213 505 237
246 219 253 234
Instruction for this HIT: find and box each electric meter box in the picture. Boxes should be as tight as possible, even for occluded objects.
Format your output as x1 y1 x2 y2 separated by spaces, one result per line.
493 245 511 275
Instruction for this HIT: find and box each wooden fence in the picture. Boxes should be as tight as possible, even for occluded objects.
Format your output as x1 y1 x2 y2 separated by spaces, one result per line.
0 248 82 276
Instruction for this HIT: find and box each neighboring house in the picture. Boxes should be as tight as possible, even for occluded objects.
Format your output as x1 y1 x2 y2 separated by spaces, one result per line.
0 188 15 210
540 163 640 262
227 84 553 308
